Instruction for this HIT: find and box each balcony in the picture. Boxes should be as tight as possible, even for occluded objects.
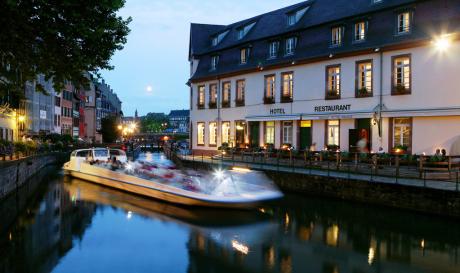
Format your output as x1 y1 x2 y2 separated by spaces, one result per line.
235 99 245 107
392 84 411 95
221 101 230 108
280 96 292 103
326 90 341 100
263 96 275 104
208 102 217 109
356 87 372 98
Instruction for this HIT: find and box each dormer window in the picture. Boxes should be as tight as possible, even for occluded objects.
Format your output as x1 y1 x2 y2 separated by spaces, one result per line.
268 41 279 59
286 7 310 26
211 55 219 70
285 37 297 56
240 48 250 64
211 30 229 46
331 26 344 47
237 22 256 40
354 21 367 42
397 12 411 34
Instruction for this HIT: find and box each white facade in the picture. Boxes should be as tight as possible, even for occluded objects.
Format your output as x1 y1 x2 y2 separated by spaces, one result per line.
190 41 460 155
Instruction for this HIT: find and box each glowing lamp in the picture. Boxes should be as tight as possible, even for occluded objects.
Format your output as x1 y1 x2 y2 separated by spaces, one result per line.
18 115 25 122
434 35 451 52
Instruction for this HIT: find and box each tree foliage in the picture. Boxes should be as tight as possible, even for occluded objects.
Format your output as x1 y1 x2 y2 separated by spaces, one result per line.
140 113 168 133
101 116 119 143
0 0 131 97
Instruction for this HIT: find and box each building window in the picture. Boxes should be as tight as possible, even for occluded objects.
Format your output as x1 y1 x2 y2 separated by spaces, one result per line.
197 123 205 145
326 65 341 99
235 121 247 147
286 7 309 26
282 121 293 145
236 80 245 107
211 30 229 46
211 55 219 70
222 122 231 145
209 122 217 146
392 55 411 95
55 96 61 106
222 82 231 108
331 26 343 47
356 61 373 97
397 12 411 34
393 118 411 150
327 120 340 147
240 48 250 64
264 75 275 104
209 84 217 109
285 37 297 55
268 41 279 59
237 22 256 40
354 22 366 42
265 121 275 145
197 85 205 109
281 72 293 103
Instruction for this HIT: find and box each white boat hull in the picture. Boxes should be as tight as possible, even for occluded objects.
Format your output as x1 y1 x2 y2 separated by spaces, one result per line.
63 162 282 209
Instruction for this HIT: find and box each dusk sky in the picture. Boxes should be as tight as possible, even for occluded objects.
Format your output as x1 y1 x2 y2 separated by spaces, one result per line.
100 0 302 117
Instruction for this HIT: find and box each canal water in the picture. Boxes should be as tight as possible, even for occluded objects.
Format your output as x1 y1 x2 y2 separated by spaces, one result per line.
1 153 460 273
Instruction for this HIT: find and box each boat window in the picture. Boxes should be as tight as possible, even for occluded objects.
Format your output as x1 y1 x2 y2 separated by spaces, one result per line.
94 149 109 158
70 151 77 157
76 150 89 157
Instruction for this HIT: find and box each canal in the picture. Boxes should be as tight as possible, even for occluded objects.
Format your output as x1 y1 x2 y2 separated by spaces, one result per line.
1 153 460 273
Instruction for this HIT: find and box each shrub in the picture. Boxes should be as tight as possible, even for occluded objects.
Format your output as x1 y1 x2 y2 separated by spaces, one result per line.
14 141 27 154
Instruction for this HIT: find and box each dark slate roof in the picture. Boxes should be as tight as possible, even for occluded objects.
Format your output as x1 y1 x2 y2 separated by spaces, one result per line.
168 110 190 117
189 23 226 58
189 0 460 82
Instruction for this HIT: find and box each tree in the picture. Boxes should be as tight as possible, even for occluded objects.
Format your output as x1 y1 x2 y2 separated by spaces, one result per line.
100 116 119 143
140 113 168 133
0 0 131 97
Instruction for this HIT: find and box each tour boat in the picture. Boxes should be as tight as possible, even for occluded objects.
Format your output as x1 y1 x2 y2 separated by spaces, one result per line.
63 148 283 208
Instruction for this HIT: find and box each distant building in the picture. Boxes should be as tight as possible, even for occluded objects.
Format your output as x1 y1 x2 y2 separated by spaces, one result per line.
83 75 99 143
95 79 122 134
168 110 189 133
60 82 74 136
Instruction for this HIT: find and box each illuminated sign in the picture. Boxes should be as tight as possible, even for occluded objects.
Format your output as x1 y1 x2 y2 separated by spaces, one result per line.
269 108 286 115
314 104 351 112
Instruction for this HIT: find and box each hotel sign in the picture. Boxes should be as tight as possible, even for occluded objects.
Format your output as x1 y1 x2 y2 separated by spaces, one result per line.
314 104 351 112
269 108 286 115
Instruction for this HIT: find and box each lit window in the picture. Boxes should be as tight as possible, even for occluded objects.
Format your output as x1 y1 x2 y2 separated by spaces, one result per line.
222 82 231 107
264 75 275 100
222 122 231 144
393 118 411 149
327 66 341 98
236 80 245 106
327 120 340 146
209 84 217 108
209 122 217 146
354 22 366 42
285 37 297 55
281 72 293 102
237 22 256 40
357 61 372 95
397 12 411 34
283 121 293 145
240 48 250 64
268 41 279 59
287 7 309 26
331 26 343 47
211 55 219 70
197 123 205 145
265 121 275 145
197 85 205 108
393 56 411 93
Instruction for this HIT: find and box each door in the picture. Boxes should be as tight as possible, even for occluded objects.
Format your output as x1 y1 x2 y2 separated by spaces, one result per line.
299 120 312 150
356 118 371 152
348 129 359 153
249 122 260 148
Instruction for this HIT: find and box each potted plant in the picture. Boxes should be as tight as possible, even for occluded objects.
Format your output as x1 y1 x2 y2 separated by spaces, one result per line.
235 99 245 107
208 102 217 109
357 87 369 97
394 84 408 94
326 90 340 99
263 96 275 104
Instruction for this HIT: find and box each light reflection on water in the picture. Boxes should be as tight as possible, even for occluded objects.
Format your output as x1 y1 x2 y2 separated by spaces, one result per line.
0 153 460 273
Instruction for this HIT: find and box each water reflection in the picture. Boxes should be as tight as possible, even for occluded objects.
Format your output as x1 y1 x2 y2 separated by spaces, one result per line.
0 163 460 273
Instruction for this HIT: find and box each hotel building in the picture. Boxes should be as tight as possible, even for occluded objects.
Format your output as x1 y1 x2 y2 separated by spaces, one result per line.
188 0 460 155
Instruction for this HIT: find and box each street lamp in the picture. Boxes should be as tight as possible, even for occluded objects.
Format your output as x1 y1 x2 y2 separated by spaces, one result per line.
433 34 452 52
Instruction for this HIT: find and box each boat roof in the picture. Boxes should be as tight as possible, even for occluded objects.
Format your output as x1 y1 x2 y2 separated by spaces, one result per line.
72 148 124 152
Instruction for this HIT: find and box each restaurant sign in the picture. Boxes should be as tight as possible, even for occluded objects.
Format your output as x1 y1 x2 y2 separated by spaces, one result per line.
314 104 351 112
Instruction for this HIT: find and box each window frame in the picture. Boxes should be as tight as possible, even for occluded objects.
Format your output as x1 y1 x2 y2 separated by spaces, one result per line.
355 60 373 98
282 121 293 145
221 121 231 145
197 122 205 146
280 72 294 103
353 21 367 43
268 41 279 59
210 55 219 71
264 74 276 104
391 54 412 95
265 121 275 145
396 11 412 35
208 122 218 147
235 79 246 107
325 64 341 100
326 119 340 147
197 85 205 109
391 117 412 151
208 83 217 109
330 26 344 47
221 81 231 108
285 37 297 56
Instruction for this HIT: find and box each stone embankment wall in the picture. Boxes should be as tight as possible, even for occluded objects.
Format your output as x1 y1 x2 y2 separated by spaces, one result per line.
0 153 68 200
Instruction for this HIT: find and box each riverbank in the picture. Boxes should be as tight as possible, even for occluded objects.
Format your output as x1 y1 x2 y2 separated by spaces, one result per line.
177 158 460 218
0 153 68 200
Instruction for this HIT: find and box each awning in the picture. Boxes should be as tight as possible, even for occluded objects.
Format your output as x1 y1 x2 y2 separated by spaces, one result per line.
246 114 301 122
